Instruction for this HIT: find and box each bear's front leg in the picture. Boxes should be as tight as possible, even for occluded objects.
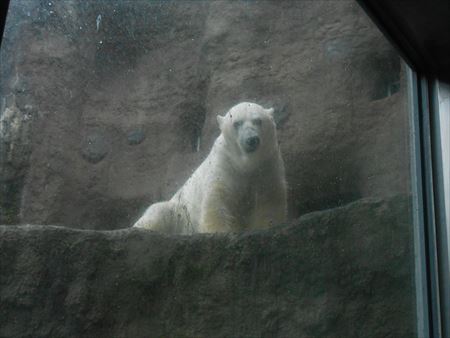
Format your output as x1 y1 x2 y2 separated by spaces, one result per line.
251 183 287 229
199 206 238 233
198 192 240 233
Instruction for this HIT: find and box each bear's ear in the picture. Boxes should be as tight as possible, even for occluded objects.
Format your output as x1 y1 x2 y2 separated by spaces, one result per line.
217 115 225 129
266 107 275 117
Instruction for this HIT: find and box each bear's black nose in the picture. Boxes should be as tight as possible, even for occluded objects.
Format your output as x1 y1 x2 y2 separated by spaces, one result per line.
245 136 260 151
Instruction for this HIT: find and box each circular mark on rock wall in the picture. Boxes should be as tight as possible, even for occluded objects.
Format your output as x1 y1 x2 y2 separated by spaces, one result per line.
127 129 145 145
81 128 110 164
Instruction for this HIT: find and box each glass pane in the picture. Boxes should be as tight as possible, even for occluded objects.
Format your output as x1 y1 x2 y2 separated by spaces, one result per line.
438 82 450 255
0 1 418 337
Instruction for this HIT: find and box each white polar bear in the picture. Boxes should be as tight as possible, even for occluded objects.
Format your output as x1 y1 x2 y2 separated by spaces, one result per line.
133 102 287 234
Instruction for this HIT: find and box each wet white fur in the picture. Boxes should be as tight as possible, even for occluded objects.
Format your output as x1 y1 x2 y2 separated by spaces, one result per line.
133 102 287 234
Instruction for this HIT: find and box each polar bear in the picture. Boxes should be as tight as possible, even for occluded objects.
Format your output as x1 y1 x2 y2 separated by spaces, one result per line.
133 102 287 234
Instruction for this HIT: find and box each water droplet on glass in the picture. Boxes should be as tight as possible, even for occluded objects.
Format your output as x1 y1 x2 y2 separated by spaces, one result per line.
96 14 102 32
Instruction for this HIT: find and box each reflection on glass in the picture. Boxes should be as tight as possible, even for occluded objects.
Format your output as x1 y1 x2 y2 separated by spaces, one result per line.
438 83 450 258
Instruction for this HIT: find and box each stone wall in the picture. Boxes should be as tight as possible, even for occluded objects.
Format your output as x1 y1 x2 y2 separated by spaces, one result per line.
0 0 411 229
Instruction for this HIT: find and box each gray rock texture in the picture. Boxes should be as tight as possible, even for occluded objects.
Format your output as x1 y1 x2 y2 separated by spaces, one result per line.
0 196 415 338
0 1 411 229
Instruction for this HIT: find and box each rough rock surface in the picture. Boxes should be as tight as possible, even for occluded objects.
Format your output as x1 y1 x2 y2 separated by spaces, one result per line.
0 196 415 338
0 1 411 229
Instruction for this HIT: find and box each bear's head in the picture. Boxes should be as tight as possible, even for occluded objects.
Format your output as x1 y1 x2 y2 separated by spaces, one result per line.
217 102 277 156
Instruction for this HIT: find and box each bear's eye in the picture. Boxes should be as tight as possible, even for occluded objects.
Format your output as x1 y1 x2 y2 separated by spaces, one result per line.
233 120 243 129
252 118 262 126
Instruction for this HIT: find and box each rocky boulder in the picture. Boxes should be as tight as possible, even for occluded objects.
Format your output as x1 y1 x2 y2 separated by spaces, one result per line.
0 196 415 337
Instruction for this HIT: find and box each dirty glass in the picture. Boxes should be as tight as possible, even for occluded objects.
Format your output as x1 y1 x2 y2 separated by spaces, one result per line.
1 1 418 337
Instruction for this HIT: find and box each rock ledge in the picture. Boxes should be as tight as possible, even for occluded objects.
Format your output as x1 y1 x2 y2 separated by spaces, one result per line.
0 196 414 338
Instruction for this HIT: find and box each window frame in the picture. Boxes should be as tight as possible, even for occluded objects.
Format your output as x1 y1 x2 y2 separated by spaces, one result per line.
357 1 450 337
0 0 9 50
